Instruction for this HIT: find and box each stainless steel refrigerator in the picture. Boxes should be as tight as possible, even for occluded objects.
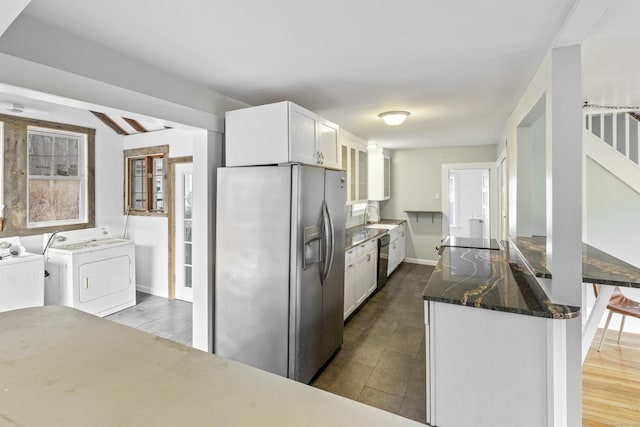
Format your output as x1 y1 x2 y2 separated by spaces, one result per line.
214 164 346 384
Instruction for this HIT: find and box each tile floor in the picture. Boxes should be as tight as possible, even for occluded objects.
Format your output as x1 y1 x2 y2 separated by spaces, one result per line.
106 291 193 346
311 262 434 424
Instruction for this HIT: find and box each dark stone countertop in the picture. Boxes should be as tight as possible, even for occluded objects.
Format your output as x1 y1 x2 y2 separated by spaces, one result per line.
422 244 580 319
440 236 501 251
345 219 407 250
510 235 640 288
378 218 407 226
345 226 386 250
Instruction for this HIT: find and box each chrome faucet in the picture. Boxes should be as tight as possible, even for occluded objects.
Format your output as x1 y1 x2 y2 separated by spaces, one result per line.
363 204 379 225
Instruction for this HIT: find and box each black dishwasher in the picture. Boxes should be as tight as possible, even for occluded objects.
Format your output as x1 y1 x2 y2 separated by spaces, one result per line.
377 234 390 290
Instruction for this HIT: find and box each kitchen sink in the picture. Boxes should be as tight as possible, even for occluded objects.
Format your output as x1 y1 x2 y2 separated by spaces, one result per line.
366 223 398 230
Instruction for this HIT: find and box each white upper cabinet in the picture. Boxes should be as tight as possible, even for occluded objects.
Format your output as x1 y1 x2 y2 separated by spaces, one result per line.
339 130 368 204
368 146 391 201
289 103 318 165
225 101 340 169
318 117 340 169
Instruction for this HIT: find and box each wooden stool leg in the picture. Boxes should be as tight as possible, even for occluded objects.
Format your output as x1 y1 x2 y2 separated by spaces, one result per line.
617 315 626 344
598 311 614 352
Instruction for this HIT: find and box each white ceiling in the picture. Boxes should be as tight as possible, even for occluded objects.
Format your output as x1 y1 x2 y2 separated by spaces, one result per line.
582 1 640 110
2 1 637 149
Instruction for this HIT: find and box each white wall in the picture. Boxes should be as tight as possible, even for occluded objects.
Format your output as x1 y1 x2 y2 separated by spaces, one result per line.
585 157 640 333
516 114 547 236
531 115 546 235
516 125 533 235
381 145 496 263
123 128 196 297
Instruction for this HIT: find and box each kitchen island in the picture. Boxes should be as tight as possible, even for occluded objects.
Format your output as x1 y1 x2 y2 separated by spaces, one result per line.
422 239 579 427
0 306 423 427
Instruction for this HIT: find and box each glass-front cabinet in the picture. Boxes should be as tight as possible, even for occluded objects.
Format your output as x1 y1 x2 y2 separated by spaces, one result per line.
358 150 368 200
339 130 368 204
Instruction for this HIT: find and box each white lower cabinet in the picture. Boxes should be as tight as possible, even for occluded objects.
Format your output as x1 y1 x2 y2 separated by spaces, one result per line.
387 223 406 276
344 249 356 319
399 223 406 263
344 238 378 320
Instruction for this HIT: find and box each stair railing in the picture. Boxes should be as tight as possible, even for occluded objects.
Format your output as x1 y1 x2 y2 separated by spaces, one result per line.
584 112 640 166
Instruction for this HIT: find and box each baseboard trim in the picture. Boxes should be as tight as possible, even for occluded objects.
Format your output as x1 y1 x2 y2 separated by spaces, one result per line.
135 284 168 298
404 257 438 266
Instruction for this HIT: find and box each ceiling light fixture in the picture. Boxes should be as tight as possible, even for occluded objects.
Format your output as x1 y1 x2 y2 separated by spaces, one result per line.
378 111 410 126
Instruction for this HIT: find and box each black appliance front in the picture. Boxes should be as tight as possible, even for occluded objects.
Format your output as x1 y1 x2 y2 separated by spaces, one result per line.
377 234 390 289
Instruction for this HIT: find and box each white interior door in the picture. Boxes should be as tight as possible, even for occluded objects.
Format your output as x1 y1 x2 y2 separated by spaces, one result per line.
441 163 497 240
174 162 193 302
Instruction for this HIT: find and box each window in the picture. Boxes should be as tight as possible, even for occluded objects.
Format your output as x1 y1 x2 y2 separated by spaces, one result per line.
0 114 95 236
27 127 87 227
124 145 168 215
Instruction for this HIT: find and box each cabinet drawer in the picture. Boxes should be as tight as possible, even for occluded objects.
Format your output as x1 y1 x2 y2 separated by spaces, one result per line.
345 248 357 266
356 239 377 258
387 227 399 242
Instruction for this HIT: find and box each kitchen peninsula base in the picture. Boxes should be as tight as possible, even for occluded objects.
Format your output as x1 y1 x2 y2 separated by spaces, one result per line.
425 301 575 426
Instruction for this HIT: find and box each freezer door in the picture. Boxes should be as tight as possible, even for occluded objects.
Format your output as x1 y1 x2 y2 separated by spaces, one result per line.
322 169 346 363
215 166 292 378
291 165 326 383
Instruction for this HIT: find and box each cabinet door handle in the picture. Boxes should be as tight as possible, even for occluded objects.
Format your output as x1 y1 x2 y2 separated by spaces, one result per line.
367 254 371 262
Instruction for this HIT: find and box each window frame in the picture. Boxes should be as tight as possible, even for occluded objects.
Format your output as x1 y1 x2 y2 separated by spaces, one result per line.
26 126 88 228
123 145 168 217
0 113 95 237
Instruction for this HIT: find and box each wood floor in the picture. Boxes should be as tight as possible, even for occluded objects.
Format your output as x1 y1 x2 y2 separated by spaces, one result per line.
583 327 640 426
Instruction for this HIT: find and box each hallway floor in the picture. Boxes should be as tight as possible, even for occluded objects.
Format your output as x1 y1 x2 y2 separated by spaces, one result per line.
311 262 434 424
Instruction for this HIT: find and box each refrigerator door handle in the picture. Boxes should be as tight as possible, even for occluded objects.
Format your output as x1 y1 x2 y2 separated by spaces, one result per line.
321 201 330 283
321 201 335 284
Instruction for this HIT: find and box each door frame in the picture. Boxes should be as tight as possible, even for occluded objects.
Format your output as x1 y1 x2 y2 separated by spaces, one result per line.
496 147 508 242
441 162 498 240
168 156 193 300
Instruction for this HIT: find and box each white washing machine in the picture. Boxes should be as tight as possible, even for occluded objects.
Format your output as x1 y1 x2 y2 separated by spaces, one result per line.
45 227 136 317
0 237 45 313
